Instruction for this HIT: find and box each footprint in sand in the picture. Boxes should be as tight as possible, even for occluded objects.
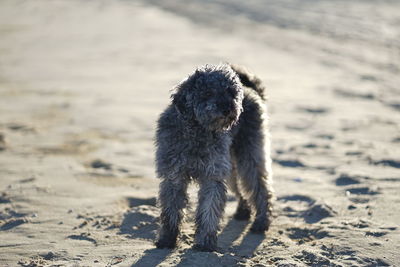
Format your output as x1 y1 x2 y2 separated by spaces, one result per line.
335 173 364 186
345 150 363 156
315 133 335 140
371 158 400 169
365 231 388 237
346 187 380 196
392 137 400 143
334 173 381 207
6 123 36 133
333 87 375 100
86 159 137 178
302 143 330 149
297 106 330 114
38 251 68 261
319 244 390 266
278 194 315 204
0 192 11 204
1 218 29 231
383 100 400 112
0 133 6 151
278 195 336 223
303 203 337 224
345 185 380 205
73 212 119 231
274 159 305 168
0 203 31 231
286 227 333 242
90 159 112 170
19 177 36 184
294 249 336 266
285 121 313 131
67 233 97 246
359 74 379 82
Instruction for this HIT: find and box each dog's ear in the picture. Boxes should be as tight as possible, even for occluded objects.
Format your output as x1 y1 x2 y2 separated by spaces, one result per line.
171 76 193 117
172 71 199 118
172 74 196 117
172 89 186 116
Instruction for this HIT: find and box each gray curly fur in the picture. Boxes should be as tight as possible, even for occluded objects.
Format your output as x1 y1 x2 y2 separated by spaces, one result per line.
155 63 274 251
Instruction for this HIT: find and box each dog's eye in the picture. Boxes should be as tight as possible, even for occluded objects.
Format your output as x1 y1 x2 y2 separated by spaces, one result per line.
203 91 213 98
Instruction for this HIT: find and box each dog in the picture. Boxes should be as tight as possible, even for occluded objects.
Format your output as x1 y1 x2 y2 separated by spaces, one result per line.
155 63 273 251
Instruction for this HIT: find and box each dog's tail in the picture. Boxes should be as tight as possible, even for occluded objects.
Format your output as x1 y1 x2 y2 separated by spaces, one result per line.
230 64 267 101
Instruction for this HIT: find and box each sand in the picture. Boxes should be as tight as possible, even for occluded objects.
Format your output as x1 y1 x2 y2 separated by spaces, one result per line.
0 0 399 266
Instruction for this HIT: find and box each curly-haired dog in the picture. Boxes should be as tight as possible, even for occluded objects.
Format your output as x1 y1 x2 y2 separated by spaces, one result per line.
155 63 273 251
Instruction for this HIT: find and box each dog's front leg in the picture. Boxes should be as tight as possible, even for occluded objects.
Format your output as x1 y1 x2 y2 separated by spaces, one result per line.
155 178 188 249
194 179 227 252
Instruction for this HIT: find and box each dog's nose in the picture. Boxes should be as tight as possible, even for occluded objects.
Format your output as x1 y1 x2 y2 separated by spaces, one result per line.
223 108 231 116
221 102 233 116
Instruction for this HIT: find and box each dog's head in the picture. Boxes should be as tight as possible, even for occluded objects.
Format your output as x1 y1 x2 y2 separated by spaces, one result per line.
172 64 244 132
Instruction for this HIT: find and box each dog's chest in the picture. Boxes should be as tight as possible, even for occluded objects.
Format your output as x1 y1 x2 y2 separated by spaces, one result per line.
182 133 232 180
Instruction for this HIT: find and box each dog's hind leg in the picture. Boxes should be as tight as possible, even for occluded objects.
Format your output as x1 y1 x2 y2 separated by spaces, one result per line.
233 119 273 232
233 93 274 233
235 150 273 233
194 179 227 251
155 178 188 249
227 161 251 220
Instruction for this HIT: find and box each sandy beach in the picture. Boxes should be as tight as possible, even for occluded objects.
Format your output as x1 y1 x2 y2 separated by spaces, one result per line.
1 0 399 266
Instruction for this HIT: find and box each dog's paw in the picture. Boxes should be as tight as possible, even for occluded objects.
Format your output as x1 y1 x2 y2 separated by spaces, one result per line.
250 216 270 233
192 244 216 252
155 237 176 249
193 234 217 252
192 243 222 252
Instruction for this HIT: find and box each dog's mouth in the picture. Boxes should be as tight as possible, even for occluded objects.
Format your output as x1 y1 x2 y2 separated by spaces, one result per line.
206 113 238 132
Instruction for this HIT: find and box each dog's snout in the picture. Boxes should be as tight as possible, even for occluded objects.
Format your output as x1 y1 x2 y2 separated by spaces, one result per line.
220 102 233 116
222 108 231 116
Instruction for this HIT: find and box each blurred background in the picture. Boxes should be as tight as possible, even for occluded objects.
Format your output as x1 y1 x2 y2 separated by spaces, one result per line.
0 0 399 266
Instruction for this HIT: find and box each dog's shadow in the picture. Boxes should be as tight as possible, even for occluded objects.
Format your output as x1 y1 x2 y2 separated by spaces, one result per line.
218 218 265 257
218 217 251 249
131 217 265 267
131 248 171 267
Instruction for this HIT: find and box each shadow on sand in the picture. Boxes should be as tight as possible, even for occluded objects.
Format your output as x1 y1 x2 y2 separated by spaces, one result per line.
130 217 265 267
131 248 172 267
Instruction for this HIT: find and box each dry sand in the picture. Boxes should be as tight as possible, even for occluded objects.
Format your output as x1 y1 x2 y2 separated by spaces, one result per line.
0 0 399 266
